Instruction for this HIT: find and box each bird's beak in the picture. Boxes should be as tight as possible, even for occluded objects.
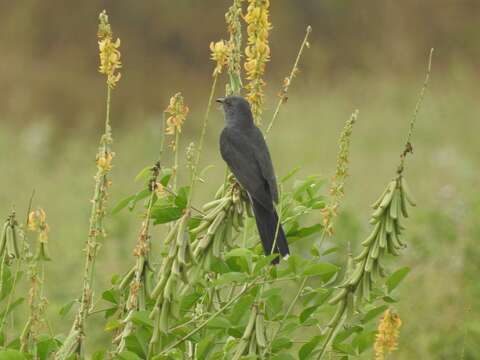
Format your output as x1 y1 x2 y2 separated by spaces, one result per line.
216 97 225 104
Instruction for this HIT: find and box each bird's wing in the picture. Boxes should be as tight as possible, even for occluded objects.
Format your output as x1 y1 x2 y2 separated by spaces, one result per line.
250 127 279 203
220 127 273 209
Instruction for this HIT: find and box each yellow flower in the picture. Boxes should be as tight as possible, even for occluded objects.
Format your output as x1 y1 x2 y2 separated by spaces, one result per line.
164 93 189 136
96 152 114 173
97 10 122 89
210 40 230 76
374 309 402 360
244 0 272 124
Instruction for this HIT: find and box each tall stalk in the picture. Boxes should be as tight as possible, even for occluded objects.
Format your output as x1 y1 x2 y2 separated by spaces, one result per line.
55 10 121 359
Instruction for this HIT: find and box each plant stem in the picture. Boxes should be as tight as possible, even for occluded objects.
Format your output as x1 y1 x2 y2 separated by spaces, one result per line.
55 85 113 359
188 74 218 208
265 25 312 136
264 276 307 356
158 282 254 356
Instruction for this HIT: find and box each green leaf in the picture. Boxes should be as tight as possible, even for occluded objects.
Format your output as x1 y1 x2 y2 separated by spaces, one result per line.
386 266 410 293
111 195 136 215
272 355 295 360
174 186 190 209
287 224 323 239
105 319 122 332
265 294 284 320
132 310 153 328
151 206 183 225
281 167 301 183
134 166 153 182
114 351 142 360
271 338 293 352
0 297 24 318
197 336 215 359
302 262 338 278
207 316 231 329
180 292 202 315
352 330 376 354
160 168 173 186
298 335 322 360
36 335 58 360
102 288 120 304
92 350 106 360
59 300 77 318
361 304 388 324
332 342 356 355
212 272 248 286
334 325 363 344
0 350 26 360
321 246 339 256
253 254 278 274
228 295 254 324
299 306 318 324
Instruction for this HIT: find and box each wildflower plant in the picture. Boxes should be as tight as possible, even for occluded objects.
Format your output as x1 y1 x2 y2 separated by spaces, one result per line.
0 3 433 360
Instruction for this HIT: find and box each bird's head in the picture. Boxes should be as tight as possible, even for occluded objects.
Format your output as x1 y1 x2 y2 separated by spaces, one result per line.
216 96 254 128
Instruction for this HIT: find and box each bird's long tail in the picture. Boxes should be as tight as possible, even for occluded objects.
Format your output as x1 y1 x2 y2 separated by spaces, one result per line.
251 198 290 263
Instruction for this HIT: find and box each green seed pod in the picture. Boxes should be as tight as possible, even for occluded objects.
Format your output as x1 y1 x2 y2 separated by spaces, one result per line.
362 273 371 301
372 185 390 209
242 306 257 340
212 224 225 258
328 288 348 305
245 201 254 217
370 237 380 259
327 299 347 327
191 219 211 235
379 181 397 209
172 258 180 277
385 214 394 235
176 216 188 246
7 223 20 259
400 188 409 218
178 239 188 266
159 299 170 333
401 177 417 206
365 254 374 273
361 223 381 247
0 222 8 258
202 198 224 212
255 312 266 348
118 266 136 290
168 240 177 259
248 333 257 354
215 184 225 200
164 221 179 244
205 199 229 221
232 339 248 360
348 264 364 286
387 237 400 256
236 200 243 215
353 247 369 262
389 190 399 220
163 275 175 301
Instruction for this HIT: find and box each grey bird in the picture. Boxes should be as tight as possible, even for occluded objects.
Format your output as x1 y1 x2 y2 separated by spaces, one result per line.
217 96 290 263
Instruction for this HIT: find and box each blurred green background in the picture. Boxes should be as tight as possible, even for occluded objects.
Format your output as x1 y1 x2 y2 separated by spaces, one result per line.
0 1 479 358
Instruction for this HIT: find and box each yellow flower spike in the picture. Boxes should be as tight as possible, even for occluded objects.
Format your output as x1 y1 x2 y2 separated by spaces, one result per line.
97 10 122 89
244 0 272 124
164 92 189 137
210 40 230 76
28 208 51 262
374 308 402 360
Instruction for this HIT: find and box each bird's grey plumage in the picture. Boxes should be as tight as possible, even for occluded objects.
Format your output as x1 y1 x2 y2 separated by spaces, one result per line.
218 96 289 262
